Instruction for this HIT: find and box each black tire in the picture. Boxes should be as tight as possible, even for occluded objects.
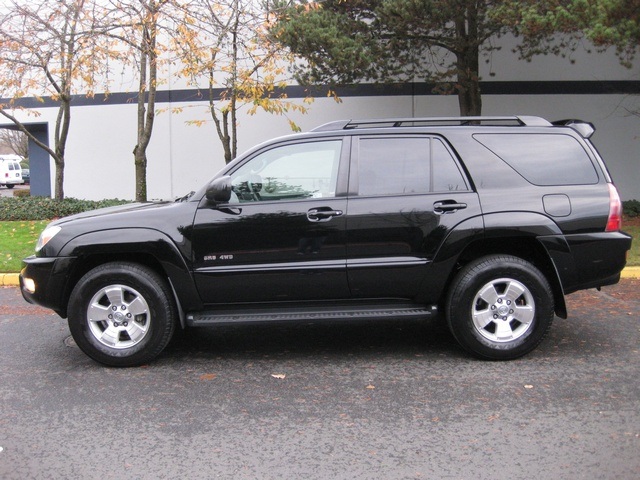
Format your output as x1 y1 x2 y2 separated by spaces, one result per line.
446 255 554 360
68 262 177 367
6 184 14 189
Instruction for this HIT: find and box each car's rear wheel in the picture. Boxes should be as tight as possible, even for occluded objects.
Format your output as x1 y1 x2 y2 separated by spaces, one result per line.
446 255 554 360
68 262 176 367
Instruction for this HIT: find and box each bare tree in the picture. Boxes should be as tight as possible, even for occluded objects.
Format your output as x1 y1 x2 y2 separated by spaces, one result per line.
0 0 108 199
99 0 172 202
173 0 310 164
0 129 29 159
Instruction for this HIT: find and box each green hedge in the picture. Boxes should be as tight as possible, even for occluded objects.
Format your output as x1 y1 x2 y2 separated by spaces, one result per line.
623 199 640 218
0 196 131 221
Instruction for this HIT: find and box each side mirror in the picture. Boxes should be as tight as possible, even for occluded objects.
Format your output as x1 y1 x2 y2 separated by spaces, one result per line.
205 176 232 203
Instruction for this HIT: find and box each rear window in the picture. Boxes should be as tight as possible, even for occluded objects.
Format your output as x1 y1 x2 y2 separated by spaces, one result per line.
473 133 599 186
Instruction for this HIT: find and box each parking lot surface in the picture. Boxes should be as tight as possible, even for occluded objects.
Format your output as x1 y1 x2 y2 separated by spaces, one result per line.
0 185 28 197
1 280 639 479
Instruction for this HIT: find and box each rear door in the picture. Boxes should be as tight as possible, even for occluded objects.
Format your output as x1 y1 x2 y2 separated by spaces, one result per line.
346 134 482 298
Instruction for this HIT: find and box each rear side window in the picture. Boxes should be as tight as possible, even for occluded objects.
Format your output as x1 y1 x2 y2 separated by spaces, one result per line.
474 133 598 185
357 136 468 196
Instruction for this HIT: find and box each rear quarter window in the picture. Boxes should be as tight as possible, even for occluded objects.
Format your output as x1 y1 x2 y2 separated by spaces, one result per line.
473 133 599 186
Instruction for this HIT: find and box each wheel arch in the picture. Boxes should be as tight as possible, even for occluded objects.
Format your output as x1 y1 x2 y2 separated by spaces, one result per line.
57 229 202 319
432 213 568 319
454 237 566 318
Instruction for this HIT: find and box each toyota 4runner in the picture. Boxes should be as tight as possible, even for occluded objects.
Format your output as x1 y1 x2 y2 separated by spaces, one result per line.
20 116 633 366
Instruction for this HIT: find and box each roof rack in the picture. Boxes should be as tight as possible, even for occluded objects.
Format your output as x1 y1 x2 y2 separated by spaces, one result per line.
311 115 552 132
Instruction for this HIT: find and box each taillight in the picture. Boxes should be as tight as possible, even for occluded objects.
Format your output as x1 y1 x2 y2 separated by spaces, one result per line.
605 183 622 232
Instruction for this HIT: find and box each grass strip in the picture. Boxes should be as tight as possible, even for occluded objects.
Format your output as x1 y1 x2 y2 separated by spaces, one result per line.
1 221 639 273
0 221 49 273
625 225 640 267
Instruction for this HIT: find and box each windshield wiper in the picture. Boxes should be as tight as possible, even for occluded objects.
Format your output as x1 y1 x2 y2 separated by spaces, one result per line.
175 191 195 202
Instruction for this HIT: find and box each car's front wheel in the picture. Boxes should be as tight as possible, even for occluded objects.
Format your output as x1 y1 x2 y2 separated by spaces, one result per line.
446 255 554 360
68 262 177 367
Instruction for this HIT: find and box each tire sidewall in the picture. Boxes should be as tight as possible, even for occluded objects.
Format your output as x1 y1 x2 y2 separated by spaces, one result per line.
447 256 554 360
68 263 175 367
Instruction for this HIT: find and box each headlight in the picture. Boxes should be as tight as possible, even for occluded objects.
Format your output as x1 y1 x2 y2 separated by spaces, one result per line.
36 225 61 253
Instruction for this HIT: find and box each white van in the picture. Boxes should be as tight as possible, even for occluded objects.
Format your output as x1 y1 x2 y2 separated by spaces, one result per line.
0 154 24 189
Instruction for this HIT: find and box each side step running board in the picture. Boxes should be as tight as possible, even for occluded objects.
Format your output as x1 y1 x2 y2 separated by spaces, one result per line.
186 304 438 326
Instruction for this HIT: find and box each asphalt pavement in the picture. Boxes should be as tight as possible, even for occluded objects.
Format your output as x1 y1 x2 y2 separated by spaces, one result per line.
1 281 639 479
0 185 28 197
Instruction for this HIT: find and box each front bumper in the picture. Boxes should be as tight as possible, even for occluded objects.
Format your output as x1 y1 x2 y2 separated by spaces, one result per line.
20 255 76 318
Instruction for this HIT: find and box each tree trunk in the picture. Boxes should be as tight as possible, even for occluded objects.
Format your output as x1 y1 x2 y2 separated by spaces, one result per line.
134 42 148 202
133 11 158 203
210 1 240 165
208 85 233 164
456 49 482 116
134 145 147 201
455 3 482 116
53 97 72 200
53 155 65 200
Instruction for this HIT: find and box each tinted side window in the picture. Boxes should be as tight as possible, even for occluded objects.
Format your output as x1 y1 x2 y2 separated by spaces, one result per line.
474 133 599 185
229 140 342 203
432 139 468 192
358 137 429 195
358 137 467 196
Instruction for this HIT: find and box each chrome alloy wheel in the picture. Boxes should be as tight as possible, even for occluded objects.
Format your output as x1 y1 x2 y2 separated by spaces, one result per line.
471 277 535 343
87 284 151 349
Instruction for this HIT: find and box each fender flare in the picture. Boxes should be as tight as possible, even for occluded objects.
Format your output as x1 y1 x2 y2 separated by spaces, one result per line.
429 212 568 318
58 228 202 320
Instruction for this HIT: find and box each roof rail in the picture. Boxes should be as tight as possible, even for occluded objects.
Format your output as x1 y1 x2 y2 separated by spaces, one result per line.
311 115 551 132
311 120 351 132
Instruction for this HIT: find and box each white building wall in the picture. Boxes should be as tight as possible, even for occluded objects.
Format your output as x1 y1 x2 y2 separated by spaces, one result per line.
481 94 640 202
12 36 640 201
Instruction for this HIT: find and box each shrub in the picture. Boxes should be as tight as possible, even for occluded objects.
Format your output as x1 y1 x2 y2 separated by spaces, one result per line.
13 188 30 198
623 199 640 218
0 196 132 221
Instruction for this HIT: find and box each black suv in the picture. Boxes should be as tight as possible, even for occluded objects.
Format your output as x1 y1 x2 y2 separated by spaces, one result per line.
20 116 632 366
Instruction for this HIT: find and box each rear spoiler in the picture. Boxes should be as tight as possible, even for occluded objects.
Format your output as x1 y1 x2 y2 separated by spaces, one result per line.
552 119 595 139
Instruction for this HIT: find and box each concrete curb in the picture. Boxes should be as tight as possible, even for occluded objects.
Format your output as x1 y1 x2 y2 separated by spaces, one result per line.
621 267 640 279
1 273 20 286
3 267 640 288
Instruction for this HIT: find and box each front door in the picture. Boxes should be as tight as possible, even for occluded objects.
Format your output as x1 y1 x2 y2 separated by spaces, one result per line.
192 138 350 305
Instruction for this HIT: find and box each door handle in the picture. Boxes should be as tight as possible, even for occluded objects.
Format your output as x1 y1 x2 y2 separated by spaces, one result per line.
433 201 467 214
307 208 344 222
